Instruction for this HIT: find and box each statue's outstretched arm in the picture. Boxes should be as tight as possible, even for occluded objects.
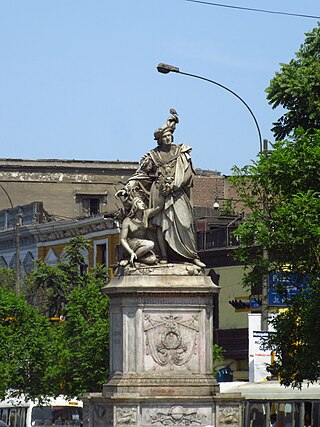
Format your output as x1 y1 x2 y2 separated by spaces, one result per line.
146 196 165 219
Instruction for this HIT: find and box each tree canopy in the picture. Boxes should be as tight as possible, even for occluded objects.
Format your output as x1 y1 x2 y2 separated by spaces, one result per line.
0 288 57 400
233 22 320 386
0 236 110 401
232 130 320 386
266 23 320 140
232 129 320 281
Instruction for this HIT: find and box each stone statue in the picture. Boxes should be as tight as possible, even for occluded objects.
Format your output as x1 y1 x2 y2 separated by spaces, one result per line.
117 110 205 268
120 196 163 266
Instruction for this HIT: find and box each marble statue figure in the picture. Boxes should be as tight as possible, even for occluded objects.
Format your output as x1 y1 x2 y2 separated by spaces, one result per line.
120 196 163 266
117 110 205 268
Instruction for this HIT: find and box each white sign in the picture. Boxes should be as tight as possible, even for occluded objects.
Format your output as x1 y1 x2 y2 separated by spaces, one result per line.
248 314 272 382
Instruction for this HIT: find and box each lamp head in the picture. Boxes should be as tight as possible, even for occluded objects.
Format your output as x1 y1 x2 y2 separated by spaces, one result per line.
157 63 180 74
213 200 220 210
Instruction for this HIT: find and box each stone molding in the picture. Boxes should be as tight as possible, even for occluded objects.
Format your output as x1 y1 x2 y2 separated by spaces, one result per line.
0 215 118 247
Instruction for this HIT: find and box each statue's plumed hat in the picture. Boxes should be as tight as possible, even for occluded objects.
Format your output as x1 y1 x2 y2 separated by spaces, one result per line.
154 109 179 141
153 124 172 141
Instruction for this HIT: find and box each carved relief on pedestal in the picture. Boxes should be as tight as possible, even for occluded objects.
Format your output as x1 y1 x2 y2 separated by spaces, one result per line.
218 405 239 426
92 404 113 426
116 407 137 425
144 313 199 371
149 405 206 425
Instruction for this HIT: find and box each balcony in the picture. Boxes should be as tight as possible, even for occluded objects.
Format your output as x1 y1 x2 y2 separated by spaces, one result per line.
196 225 240 251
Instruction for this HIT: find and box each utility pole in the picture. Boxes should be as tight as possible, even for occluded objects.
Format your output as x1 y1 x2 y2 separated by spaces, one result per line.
261 248 269 330
15 214 21 296
0 184 20 296
260 139 269 331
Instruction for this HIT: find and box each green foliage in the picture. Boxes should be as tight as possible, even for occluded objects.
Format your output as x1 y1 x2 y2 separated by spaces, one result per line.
62 235 90 268
231 130 320 286
57 278 110 396
0 266 16 291
267 280 320 388
25 261 70 316
219 199 235 216
0 288 59 401
266 24 320 140
59 236 91 289
1 236 110 400
213 343 225 363
212 344 225 375
25 236 101 317
231 129 320 387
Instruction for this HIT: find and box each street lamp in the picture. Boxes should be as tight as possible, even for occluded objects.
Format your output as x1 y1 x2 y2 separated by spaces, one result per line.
157 63 268 330
157 63 263 153
213 197 243 211
0 184 20 295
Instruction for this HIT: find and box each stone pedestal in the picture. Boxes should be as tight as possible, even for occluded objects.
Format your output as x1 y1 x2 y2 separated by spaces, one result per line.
82 263 220 426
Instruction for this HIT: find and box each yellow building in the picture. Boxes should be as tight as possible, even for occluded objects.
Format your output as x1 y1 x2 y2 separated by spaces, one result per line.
0 203 120 278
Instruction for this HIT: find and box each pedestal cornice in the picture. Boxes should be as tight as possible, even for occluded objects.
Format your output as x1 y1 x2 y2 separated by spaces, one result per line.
103 263 220 297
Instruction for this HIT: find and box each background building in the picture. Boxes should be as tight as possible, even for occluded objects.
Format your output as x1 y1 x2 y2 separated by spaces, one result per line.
0 158 138 219
0 159 244 218
0 201 119 281
0 158 252 380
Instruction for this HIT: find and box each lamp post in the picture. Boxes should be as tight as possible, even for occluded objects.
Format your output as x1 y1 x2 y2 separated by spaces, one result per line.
0 184 20 295
157 63 269 330
157 63 263 153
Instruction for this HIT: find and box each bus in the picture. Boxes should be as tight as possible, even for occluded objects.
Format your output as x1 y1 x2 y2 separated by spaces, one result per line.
220 381 320 427
0 396 83 427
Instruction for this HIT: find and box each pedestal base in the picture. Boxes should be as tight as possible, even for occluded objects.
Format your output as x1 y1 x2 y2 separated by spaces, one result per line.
83 394 218 426
83 264 221 426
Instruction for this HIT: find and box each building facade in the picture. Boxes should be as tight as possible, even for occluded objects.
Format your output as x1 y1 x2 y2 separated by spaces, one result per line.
0 159 243 218
0 159 138 220
0 202 120 281
0 158 251 380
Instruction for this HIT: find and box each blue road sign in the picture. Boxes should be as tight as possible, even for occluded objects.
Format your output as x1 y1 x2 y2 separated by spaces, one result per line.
268 272 305 307
250 297 262 309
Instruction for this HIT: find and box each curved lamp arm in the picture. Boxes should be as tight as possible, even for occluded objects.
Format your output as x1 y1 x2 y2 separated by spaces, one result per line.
157 63 263 153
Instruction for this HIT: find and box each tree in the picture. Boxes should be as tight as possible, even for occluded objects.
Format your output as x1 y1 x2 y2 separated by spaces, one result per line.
0 288 59 400
266 23 320 140
266 280 320 388
55 269 110 396
1 236 110 400
25 235 92 316
0 266 16 291
231 129 320 387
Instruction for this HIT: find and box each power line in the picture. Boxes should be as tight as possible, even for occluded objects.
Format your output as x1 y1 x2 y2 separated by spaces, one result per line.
186 0 320 20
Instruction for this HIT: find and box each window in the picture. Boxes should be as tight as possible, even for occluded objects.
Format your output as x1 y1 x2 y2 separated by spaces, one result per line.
23 251 34 275
0 407 27 427
94 239 108 267
75 192 108 217
44 248 58 266
89 198 100 215
9 254 20 270
0 256 7 267
96 244 106 266
31 406 83 426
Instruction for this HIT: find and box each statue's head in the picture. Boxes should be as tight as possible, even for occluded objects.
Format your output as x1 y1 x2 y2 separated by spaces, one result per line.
128 197 146 217
154 126 173 146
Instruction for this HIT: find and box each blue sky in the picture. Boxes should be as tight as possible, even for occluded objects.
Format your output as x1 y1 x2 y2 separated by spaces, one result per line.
0 0 319 174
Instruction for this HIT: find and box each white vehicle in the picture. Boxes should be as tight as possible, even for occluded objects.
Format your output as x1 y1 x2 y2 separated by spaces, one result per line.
220 381 320 427
0 395 83 427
